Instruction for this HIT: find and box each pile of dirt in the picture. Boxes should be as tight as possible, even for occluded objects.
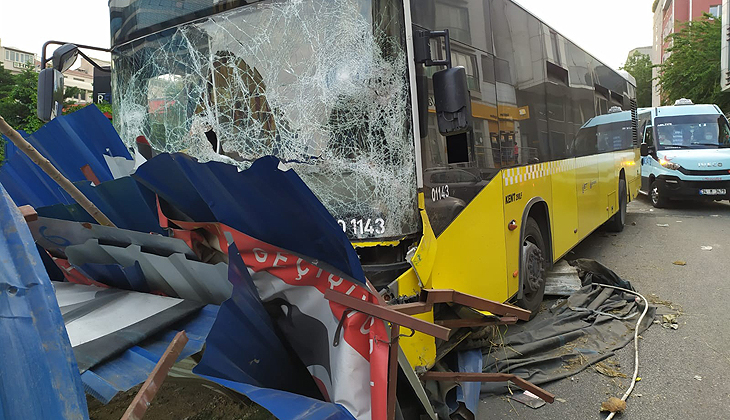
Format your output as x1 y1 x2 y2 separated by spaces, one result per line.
87 378 275 420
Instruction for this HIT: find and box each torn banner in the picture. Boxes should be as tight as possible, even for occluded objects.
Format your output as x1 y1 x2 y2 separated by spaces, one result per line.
133 153 390 420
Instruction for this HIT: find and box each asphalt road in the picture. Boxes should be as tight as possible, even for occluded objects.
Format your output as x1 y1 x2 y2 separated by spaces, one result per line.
479 195 730 420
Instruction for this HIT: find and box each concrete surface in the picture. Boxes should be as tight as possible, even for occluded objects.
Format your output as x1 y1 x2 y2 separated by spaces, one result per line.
479 196 730 419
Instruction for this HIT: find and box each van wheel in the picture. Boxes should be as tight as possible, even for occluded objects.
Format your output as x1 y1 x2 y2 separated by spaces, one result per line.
516 218 545 319
606 178 627 232
650 180 669 208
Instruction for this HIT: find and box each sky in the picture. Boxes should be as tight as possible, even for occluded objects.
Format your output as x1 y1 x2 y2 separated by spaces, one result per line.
0 0 654 70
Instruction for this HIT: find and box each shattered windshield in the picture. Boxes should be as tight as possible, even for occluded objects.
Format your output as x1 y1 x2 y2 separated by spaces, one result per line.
654 115 730 149
111 0 418 239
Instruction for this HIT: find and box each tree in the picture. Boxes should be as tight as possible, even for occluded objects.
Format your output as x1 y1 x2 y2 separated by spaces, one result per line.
621 51 653 108
0 67 44 133
657 14 730 110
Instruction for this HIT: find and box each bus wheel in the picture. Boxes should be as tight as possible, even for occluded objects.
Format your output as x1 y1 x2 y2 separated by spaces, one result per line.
650 180 669 208
606 178 627 232
516 218 545 319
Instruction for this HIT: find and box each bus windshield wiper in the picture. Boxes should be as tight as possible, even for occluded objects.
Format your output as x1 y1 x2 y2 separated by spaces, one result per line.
661 144 691 149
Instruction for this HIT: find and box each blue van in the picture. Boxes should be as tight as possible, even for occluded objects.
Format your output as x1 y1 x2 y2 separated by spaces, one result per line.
639 99 730 207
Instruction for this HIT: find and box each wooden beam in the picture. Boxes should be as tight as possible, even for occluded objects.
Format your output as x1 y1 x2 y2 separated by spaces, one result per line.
121 331 189 420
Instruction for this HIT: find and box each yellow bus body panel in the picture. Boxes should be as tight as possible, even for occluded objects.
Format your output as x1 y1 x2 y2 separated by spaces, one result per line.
398 150 640 370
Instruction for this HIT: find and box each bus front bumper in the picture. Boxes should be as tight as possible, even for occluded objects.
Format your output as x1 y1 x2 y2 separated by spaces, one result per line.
656 175 730 200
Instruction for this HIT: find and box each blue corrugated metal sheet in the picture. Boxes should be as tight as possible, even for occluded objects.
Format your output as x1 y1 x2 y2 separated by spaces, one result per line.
25 177 162 234
0 183 89 419
81 305 219 404
0 136 73 208
0 106 163 234
24 105 130 184
0 106 131 209
193 244 355 420
133 153 365 283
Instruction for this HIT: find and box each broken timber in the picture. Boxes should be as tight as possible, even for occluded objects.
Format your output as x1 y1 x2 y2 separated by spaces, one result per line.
120 331 189 420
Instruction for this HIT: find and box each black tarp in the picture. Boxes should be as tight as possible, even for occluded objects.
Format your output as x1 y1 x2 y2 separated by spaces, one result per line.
479 260 655 395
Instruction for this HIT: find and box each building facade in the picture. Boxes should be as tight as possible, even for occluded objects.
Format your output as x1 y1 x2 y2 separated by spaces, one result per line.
1 36 108 106
652 0 722 105
627 46 652 60
62 57 111 105
0 38 38 74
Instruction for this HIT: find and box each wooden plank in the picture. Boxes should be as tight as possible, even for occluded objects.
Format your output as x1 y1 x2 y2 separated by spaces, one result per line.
121 331 189 420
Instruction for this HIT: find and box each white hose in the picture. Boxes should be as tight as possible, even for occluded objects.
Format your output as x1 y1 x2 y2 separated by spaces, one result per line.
593 284 649 420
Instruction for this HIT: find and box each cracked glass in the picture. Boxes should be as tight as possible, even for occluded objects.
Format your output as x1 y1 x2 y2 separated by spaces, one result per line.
112 0 418 240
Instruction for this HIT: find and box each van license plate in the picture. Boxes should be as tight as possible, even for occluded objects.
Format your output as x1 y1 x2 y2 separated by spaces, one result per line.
700 189 726 195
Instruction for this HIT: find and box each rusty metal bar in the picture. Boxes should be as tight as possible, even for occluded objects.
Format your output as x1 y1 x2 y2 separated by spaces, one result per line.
324 289 451 341
121 331 189 420
435 316 519 329
80 164 101 186
420 289 531 321
389 301 433 315
386 324 400 420
419 372 554 403
18 205 37 222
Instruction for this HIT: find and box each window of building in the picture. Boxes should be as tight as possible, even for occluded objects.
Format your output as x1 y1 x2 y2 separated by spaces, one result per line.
434 2 471 45
709 5 721 18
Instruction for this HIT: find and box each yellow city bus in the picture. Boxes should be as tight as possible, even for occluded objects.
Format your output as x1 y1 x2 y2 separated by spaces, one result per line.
107 0 640 370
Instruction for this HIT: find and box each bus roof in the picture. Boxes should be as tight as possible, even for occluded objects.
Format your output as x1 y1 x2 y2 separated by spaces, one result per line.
581 110 631 128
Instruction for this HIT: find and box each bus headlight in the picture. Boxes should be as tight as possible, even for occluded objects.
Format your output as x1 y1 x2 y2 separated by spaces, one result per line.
659 158 681 171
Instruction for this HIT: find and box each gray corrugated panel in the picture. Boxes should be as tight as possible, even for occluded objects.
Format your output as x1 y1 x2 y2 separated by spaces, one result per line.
53 281 203 372
65 239 232 305
29 216 196 260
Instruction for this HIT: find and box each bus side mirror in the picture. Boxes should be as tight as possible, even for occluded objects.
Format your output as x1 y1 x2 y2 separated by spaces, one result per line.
37 68 64 122
52 44 79 73
433 66 472 136
640 143 649 157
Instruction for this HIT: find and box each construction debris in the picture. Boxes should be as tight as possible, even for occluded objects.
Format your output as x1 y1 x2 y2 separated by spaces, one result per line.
600 397 626 413
594 361 628 378
544 260 582 296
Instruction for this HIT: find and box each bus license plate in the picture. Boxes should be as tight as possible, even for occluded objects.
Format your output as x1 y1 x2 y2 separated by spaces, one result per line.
700 189 726 195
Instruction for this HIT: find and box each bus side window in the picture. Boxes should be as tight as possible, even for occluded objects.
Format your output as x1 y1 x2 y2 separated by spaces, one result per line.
574 125 597 157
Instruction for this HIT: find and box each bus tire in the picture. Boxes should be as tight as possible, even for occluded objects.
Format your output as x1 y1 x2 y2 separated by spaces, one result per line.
606 178 627 232
516 218 546 319
650 180 669 208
